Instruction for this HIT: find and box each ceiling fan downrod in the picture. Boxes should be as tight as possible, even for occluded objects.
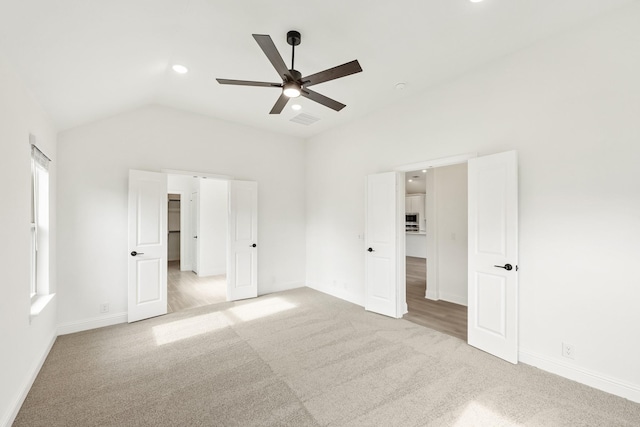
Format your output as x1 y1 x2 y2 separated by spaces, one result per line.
287 30 301 73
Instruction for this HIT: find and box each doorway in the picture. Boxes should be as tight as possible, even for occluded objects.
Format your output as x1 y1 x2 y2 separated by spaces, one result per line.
166 175 229 313
128 169 259 323
363 151 519 363
402 165 469 341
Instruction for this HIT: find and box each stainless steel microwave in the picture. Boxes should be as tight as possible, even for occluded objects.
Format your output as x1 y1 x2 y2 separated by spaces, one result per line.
406 213 418 223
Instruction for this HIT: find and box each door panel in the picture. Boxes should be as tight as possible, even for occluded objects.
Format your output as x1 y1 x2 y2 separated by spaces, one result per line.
227 181 258 301
476 165 508 255
128 170 167 323
365 172 404 318
475 272 506 336
468 151 518 363
137 259 162 303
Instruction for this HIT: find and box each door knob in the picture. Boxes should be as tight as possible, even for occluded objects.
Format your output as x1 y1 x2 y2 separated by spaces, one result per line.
494 264 513 271
130 251 144 257
251 243 257 248
367 247 375 252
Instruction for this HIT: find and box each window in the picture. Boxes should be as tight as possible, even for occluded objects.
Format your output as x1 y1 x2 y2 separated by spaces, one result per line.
30 141 50 301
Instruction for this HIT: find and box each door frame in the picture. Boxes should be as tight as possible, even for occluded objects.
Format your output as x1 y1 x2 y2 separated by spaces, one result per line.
162 169 235 301
393 152 477 318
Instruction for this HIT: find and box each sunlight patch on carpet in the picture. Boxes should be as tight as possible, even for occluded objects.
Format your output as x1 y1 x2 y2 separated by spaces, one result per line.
152 311 230 345
454 401 522 427
226 297 297 322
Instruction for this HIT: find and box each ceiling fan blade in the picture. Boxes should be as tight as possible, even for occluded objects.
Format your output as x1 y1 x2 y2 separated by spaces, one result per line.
302 60 362 88
252 34 291 80
216 79 281 88
301 88 346 111
270 93 289 114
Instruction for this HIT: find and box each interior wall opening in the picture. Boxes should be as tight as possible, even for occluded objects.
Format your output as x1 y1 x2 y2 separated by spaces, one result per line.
402 164 469 341
167 174 228 313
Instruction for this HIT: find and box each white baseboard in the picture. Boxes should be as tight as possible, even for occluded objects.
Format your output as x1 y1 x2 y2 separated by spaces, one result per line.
306 283 364 307
276 281 306 292
3 332 56 427
519 348 640 403
438 291 468 307
57 312 127 335
197 268 226 277
425 289 438 300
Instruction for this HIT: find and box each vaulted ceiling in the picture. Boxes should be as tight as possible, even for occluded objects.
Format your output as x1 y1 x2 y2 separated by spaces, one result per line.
0 0 634 137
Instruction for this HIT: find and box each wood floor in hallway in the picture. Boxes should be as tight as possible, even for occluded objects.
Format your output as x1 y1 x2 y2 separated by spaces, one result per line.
167 261 227 313
403 256 468 341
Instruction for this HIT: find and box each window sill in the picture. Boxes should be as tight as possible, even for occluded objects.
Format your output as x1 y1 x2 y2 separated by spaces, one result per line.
30 293 56 321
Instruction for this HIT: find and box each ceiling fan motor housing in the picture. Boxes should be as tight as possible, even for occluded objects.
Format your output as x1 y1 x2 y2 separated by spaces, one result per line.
287 30 301 46
288 69 302 83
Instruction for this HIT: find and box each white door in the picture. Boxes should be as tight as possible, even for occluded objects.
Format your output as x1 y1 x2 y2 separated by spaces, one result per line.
128 170 168 323
227 180 258 301
468 151 519 363
365 172 405 318
191 192 199 274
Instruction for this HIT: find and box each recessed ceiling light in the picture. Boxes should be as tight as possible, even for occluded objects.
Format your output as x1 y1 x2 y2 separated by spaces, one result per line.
172 64 188 74
422 169 427 173
470 0 483 2
395 82 406 90
408 179 413 182
291 104 302 111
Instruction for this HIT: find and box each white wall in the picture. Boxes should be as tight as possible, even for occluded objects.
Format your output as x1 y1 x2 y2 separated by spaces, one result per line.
425 164 468 306
57 105 306 330
197 179 228 277
0 54 57 426
306 4 640 402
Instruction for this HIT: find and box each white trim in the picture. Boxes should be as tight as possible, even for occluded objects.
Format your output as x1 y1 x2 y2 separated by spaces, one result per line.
394 152 477 172
425 168 438 300
519 348 640 403
29 293 56 320
197 268 226 278
161 169 233 181
307 282 364 307
425 289 438 300
396 173 407 318
57 312 127 336
260 281 305 296
438 291 467 306
3 332 56 427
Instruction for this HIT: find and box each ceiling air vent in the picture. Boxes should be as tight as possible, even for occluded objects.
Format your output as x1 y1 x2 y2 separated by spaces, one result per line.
290 113 320 126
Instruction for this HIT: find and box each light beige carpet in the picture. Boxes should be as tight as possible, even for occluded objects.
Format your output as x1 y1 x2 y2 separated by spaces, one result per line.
14 288 640 426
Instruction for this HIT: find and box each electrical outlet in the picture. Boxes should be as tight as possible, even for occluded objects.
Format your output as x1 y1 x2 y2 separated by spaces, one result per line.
100 303 109 314
562 342 575 359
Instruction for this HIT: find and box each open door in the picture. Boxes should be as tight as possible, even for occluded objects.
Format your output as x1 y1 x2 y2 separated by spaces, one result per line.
227 180 258 301
364 172 405 318
191 191 199 274
128 170 168 323
468 151 519 363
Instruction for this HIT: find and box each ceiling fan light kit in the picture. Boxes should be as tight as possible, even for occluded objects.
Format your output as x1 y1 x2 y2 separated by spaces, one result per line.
216 30 363 114
283 81 301 98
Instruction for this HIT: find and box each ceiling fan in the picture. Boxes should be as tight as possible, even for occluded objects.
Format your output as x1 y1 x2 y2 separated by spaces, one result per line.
216 30 363 114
